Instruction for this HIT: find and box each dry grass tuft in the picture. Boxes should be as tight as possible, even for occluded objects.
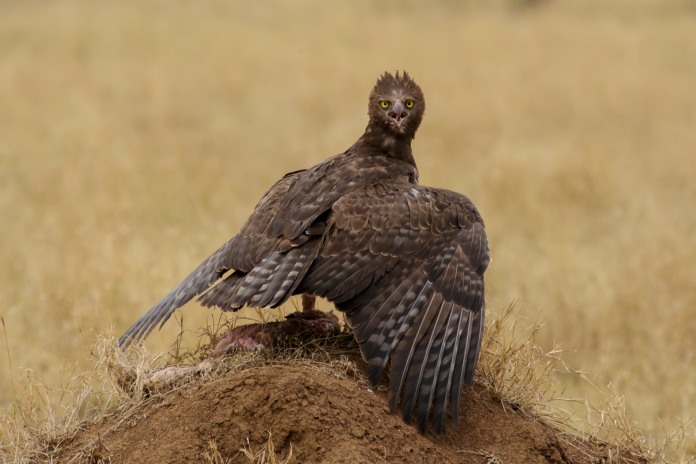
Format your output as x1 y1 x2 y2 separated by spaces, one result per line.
478 305 695 464
0 342 120 463
100 304 361 399
478 303 563 419
203 440 232 464
2 304 692 463
239 432 293 464
0 307 360 463
96 334 166 402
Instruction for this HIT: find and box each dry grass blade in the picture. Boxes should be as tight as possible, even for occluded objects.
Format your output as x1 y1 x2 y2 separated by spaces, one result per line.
1 317 16 399
0 335 167 464
0 365 114 463
477 303 563 419
95 334 166 401
203 440 233 464
239 431 292 464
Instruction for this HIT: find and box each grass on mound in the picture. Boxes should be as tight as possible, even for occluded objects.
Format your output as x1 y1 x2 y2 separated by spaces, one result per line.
205 433 292 464
0 304 691 464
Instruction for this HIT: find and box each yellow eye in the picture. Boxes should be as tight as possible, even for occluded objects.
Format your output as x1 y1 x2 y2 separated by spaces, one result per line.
380 101 390 109
405 100 414 109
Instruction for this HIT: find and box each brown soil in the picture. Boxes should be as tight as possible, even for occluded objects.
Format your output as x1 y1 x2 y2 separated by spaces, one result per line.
55 361 634 464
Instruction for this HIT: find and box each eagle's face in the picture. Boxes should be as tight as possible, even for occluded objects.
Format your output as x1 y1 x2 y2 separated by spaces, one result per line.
368 71 425 139
376 92 421 135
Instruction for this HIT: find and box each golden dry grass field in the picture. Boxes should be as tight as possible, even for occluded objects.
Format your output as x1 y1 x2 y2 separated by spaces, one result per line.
1 0 695 457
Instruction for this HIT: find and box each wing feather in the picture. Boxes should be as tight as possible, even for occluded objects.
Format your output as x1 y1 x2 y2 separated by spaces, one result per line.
199 236 323 311
465 305 485 385
118 239 235 347
197 271 245 311
416 302 455 433
433 307 464 433
449 307 474 424
398 293 447 425
384 282 437 412
318 182 488 434
362 279 429 384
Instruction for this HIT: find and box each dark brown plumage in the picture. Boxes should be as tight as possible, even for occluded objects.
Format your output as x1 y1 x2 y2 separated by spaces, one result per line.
119 71 490 434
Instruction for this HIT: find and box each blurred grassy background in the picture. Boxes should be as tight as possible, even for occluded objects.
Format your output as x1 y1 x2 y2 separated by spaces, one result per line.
1 0 695 451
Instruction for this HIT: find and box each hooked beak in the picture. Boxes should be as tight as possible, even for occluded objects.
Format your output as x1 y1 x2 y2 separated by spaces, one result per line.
388 101 408 130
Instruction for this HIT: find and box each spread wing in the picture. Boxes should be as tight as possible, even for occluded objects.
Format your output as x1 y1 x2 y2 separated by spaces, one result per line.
298 182 490 434
195 153 417 312
118 153 417 348
117 170 303 347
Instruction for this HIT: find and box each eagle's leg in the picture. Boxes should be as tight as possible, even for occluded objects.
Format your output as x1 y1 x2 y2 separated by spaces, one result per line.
301 294 316 312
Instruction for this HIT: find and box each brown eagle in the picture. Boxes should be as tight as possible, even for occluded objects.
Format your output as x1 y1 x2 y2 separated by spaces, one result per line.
119 71 490 434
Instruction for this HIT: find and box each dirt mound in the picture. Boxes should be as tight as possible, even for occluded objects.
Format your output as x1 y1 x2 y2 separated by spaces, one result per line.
56 361 624 464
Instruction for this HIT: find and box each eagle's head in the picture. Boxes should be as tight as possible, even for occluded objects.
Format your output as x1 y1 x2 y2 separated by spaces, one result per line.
368 71 425 139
